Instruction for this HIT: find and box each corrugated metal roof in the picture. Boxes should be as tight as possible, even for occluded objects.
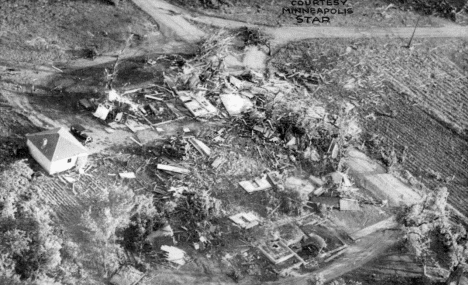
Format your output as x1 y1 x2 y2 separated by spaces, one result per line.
26 128 88 162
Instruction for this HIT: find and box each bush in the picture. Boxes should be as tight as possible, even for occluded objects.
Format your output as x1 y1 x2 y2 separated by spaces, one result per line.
390 0 466 20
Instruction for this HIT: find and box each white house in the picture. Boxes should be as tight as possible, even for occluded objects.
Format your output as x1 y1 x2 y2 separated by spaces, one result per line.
26 128 89 175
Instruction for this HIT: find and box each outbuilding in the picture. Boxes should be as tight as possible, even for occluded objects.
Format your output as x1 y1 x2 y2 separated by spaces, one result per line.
26 128 88 175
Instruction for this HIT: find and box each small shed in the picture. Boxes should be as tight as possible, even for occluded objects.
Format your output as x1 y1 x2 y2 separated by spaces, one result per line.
26 128 88 175
110 265 145 285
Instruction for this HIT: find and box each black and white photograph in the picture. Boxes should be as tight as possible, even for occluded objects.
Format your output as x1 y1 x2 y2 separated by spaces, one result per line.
0 0 467 284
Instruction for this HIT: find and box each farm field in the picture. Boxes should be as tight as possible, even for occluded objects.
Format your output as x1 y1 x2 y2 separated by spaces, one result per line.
0 1 468 285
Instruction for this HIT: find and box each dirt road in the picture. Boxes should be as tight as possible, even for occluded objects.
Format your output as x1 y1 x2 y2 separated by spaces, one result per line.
132 0 206 42
132 0 468 46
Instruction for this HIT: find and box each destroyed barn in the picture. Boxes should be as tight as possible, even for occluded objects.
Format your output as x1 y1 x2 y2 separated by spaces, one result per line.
1 1 468 285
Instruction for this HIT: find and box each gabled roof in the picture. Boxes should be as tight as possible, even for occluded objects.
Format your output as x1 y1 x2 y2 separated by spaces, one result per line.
26 128 88 162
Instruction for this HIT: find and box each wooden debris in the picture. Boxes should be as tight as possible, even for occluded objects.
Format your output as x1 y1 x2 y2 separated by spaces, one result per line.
266 171 282 187
78 98 94 110
138 111 154 130
62 176 76 183
114 112 123 122
301 220 348 259
157 164 190 174
286 137 296 147
309 175 324 186
152 117 186 127
119 172 136 179
180 91 217 117
328 172 344 184
145 95 164 101
211 157 225 168
129 137 143 147
51 65 63 73
253 125 265 133
126 119 149 133
184 100 215 117
213 136 225 143
229 212 259 229
309 196 340 208
93 104 110 120
146 224 174 241
188 138 211 156
165 102 185 118
220 93 252 116
109 265 145 285
229 76 243 89
312 187 326 196
339 198 360 211
239 177 272 193
148 103 158 115
108 122 125 129
240 90 255 99
123 88 143 95
161 246 186 266
256 239 297 264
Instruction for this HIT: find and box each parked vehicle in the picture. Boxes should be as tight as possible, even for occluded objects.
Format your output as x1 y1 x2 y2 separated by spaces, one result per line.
78 98 95 111
70 124 93 145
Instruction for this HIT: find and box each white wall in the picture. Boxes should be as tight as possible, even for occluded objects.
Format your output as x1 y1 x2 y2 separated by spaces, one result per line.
27 140 52 174
49 156 78 175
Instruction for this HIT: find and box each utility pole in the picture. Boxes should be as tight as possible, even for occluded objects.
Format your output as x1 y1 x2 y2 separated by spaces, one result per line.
404 15 421 48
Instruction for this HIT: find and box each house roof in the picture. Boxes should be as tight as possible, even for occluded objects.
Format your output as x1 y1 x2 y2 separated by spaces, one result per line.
26 128 88 162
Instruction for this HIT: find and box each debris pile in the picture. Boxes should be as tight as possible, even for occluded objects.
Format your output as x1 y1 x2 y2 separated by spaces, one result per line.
71 30 385 282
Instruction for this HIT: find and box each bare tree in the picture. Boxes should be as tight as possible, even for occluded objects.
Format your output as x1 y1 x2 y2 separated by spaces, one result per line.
401 187 468 285
105 34 134 90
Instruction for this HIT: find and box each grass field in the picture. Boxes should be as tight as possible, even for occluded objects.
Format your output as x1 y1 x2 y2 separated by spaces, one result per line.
0 0 159 64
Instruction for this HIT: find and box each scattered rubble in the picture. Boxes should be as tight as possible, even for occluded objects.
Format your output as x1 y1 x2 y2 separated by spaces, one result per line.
109 265 145 285
157 164 190 175
239 176 272 193
29 29 399 283
339 198 361 211
188 137 211 156
256 238 302 265
161 245 187 266
229 212 260 229
220 93 253 116
119 172 136 179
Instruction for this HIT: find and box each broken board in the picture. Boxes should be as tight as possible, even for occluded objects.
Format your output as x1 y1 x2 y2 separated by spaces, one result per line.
157 164 190 175
256 239 297 264
119 172 136 179
339 198 360 211
229 212 259 229
220 93 253 116
239 177 272 193
188 138 211 156
300 219 347 259
179 91 217 118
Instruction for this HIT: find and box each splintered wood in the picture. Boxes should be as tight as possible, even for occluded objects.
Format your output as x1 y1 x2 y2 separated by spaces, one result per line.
239 176 272 193
256 238 305 269
157 164 190 174
188 138 211 157
178 91 217 118
229 212 259 229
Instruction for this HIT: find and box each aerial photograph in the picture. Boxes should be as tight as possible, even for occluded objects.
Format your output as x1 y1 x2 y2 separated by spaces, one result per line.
0 0 467 284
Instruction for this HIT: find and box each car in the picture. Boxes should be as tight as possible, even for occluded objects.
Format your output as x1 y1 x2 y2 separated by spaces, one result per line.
70 124 93 145
78 98 95 111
